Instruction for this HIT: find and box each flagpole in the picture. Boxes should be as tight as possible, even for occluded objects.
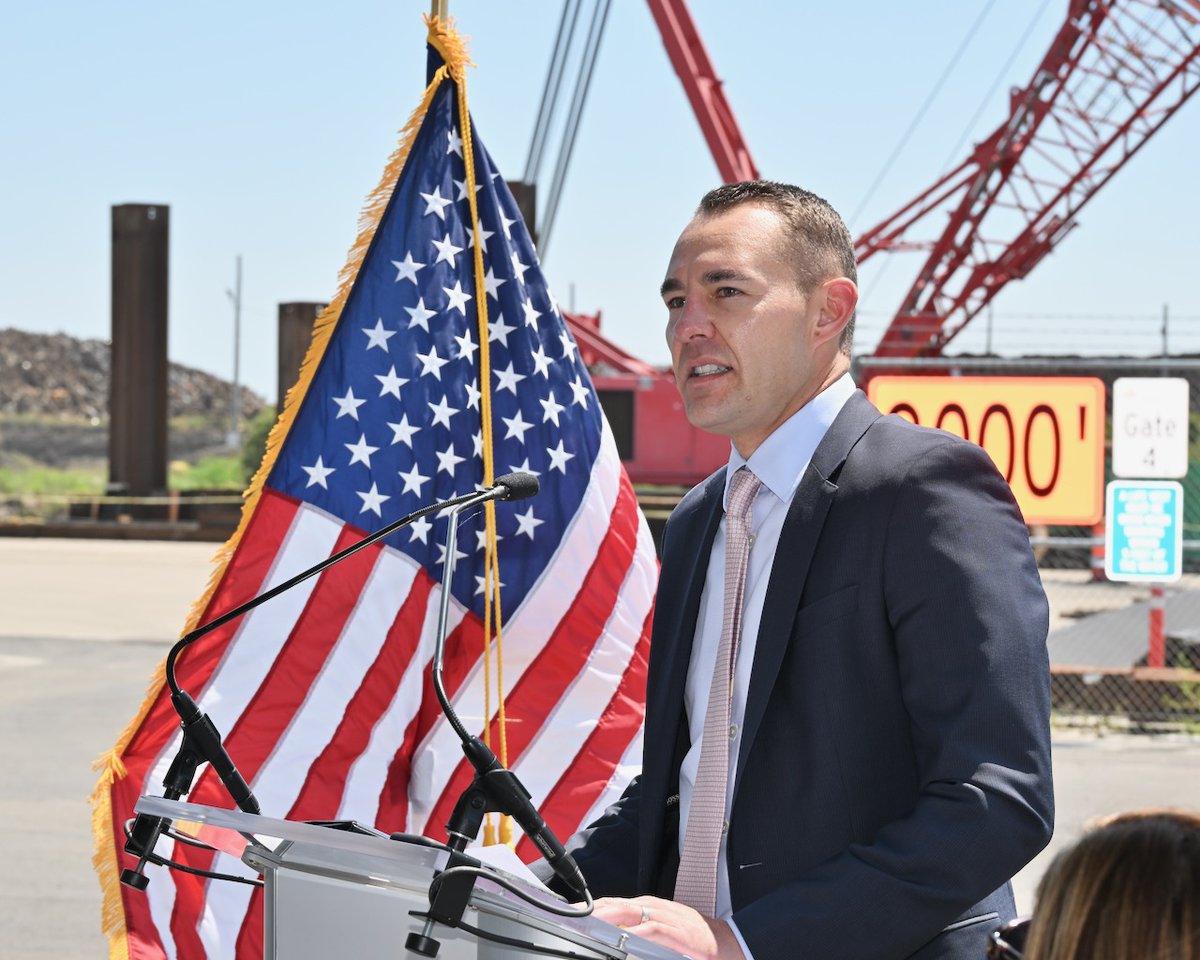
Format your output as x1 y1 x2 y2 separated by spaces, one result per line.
430 0 448 19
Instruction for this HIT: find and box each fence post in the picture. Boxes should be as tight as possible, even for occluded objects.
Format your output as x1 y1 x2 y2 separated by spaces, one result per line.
1149 585 1166 668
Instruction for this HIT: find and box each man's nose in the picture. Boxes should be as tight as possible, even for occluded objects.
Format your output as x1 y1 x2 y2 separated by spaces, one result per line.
669 297 713 342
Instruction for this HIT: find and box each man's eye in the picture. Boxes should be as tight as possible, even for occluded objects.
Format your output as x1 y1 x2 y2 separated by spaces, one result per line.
666 296 685 309
716 287 740 298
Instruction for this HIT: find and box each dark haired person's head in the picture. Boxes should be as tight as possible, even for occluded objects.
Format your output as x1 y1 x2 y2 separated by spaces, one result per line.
661 180 859 456
695 181 858 353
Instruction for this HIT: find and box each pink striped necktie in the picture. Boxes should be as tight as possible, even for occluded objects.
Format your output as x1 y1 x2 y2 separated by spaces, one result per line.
674 466 762 916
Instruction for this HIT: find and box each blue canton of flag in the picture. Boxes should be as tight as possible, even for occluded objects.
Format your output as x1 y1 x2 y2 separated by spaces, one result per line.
268 79 601 611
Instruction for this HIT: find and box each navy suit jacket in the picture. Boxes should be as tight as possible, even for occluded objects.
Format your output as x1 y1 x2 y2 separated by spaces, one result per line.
547 392 1054 960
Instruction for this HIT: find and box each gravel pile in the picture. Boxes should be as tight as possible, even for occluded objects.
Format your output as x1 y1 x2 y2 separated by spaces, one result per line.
0 327 267 467
0 327 265 422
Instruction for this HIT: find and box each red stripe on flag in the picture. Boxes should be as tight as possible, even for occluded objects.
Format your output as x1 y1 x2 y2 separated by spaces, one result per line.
109 491 300 960
233 566 442 957
372 614 483 836
169 522 380 955
419 475 641 839
516 600 652 861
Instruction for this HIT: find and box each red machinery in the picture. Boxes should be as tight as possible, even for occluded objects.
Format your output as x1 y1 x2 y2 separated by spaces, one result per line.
857 0 1200 358
567 0 1200 484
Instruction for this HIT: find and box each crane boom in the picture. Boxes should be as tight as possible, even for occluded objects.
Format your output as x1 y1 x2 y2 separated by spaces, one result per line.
644 0 759 183
857 0 1200 358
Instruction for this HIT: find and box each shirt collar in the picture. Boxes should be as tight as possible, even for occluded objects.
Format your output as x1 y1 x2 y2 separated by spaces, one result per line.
724 372 857 508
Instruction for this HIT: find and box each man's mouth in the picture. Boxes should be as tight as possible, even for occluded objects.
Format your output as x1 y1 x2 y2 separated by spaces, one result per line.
690 363 732 379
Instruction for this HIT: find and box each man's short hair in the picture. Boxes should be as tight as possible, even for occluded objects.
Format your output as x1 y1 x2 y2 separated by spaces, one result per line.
697 181 858 353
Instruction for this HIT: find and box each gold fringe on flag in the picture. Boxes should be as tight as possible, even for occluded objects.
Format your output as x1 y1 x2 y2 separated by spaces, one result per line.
90 16 477 956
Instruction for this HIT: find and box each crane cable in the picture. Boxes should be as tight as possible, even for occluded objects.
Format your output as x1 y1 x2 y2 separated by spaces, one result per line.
848 0 999 231
525 0 585 184
541 0 614 258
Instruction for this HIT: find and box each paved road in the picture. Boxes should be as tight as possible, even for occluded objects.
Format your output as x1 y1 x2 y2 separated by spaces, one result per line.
2 538 1199 958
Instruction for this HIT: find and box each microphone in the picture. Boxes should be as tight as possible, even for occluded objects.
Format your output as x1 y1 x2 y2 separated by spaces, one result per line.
491 471 539 501
121 472 541 891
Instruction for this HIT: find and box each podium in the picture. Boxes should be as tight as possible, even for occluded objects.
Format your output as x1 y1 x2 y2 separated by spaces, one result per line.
135 797 683 960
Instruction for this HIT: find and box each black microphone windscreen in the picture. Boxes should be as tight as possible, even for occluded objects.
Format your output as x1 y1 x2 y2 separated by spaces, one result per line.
494 472 539 501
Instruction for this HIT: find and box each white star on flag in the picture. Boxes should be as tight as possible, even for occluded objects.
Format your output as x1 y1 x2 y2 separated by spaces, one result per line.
530 345 552 378
435 443 466 476
420 187 453 220
547 439 575 473
301 456 335 489
428 395 459 429
502 410 533 444
415 345 450 380
408 514 433 544
488 314 516 347
494 362 526 395
539 391 566 426
405 297 437 332
469 224 494 252
443 281 472 314
522 299 541 327
569 375 590 408
483 267 505 299
375 366 409 399
399 463 430 496
511 250 530 284
387 414 421 447
363 318 397 351
432 233 464 267
391 251 425 284
333 387 367 420
356 482 390 516
345 434 380 467
454 330 478 363
514 505 544 539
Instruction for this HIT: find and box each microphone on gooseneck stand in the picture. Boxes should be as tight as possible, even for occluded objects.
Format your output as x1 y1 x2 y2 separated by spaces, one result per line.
405 471 590 958
120 474 542 892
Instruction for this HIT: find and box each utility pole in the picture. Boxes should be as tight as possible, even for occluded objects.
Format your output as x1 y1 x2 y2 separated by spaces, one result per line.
226 255 243 448
1161 302 1169 359
985 303 994 355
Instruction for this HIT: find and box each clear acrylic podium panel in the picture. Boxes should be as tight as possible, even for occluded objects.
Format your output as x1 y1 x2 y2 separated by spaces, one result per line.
136 797 683 960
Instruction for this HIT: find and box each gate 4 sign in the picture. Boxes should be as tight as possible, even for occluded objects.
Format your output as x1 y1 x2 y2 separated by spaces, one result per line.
867 376 1106 524
1112 377 1189 479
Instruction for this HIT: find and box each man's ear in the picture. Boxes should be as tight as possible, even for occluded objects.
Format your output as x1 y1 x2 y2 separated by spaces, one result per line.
813 277 858 345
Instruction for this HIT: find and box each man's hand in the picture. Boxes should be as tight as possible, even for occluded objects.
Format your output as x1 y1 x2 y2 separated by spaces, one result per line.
592 896 746 960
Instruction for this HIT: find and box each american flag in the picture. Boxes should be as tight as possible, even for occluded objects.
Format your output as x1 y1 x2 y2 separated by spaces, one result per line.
94 23 657 959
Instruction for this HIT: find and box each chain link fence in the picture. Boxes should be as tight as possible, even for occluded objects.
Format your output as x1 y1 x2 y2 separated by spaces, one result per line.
855 356 1200 727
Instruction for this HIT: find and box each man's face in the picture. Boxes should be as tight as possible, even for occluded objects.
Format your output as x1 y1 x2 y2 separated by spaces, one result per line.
662 203 841 457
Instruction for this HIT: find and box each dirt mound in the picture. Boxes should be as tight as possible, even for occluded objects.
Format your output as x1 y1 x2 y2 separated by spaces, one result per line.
0 327 267 466
0 327 265 421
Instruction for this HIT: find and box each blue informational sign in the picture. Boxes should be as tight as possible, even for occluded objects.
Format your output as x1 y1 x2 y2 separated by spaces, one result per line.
1105 481 1184 582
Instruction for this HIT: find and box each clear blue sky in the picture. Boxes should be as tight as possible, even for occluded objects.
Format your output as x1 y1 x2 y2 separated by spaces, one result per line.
2 1 1197 400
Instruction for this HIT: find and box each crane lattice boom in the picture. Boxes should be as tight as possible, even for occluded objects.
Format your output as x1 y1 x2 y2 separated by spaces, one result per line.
857 0 1200 357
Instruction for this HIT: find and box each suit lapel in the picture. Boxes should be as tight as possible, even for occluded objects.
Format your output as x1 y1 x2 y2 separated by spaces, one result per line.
643 469 725 789
735 391 881 789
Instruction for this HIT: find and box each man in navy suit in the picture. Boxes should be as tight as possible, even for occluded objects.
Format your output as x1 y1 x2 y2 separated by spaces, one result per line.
542 182 1053 960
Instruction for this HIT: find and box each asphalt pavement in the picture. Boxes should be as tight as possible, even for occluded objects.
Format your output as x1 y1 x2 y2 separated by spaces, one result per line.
2 537 1199 958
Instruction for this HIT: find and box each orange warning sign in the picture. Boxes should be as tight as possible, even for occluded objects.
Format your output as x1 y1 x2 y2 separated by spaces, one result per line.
867 376 1106 524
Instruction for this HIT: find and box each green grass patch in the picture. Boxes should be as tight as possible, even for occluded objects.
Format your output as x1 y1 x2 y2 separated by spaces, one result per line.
169 455 247 491
0 463 106 496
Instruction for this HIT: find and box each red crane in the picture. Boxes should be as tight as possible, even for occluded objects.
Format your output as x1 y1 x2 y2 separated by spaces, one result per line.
857 0 1200 357
568 0 1200 485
